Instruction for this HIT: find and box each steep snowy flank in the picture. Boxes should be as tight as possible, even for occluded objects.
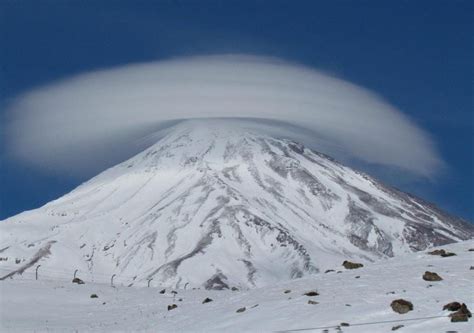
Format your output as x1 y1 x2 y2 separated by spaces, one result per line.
0 120 472 289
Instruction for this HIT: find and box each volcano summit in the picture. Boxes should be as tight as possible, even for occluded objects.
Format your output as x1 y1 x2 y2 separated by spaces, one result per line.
1 120 472 289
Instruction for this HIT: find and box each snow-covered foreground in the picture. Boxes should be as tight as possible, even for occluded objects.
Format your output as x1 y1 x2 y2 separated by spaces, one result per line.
1 241 473 332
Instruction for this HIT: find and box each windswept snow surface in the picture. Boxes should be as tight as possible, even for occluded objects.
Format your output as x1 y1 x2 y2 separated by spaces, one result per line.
1 241 473 332
0 120 472 290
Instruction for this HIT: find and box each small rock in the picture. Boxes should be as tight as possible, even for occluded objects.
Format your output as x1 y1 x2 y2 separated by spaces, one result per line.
391 299 413 314
423 271 443 281
202 297 213 304
443 302 462 311
178 298 183 302
470 266 474 270
304 291 319 296
102 302 106 305
450 311 469 322
428 249 446 255
171 290 178 295
284 289 291 294
391 325 404 331
355 276 360 279
90 294 98 298
457 303 472 317
336 271 342 273
72 277 85 285
251 304 259 308
342 261 363 269
167 304 177 311
159 289 166 294
236 307 246 313
428 249 456 257
340 322 350 327
345 304 351 307
308 300 318 305
468 248 474 252
324 269 335 273
231 287 239 291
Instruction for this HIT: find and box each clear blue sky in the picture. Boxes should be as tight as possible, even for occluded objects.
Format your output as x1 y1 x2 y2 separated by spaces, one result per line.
0 1 472 221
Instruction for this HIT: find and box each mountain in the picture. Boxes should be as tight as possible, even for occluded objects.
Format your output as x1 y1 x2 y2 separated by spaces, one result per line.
0 120 472 289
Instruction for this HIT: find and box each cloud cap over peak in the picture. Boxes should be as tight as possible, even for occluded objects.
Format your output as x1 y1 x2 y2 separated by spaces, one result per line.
5 55 443 177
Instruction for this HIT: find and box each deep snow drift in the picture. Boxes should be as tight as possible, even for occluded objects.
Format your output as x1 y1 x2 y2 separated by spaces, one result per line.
1 240 473 332
0 120 472 290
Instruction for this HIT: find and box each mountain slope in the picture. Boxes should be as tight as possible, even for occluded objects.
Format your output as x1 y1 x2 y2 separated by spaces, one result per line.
1 120 472 289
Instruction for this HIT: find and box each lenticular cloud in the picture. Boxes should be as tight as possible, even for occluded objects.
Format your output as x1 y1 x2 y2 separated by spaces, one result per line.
5 55 442 176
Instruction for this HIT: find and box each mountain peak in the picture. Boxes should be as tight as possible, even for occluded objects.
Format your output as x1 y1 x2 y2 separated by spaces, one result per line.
1 121 472 289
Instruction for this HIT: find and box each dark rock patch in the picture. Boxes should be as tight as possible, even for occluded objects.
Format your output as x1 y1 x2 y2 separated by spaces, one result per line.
284 290 291 294
204 272 229 290
308 300 318 305
449 303 472 322
202 297 213 304
451 311 469 322
304 291 319 296
340 322 350 327
90 294 98 298
324 269 335 273
342 261 363 269
167 304 177 311
443 302 462 311
159 289 166 294
428 249 456 257
428 249 445 255
422 271 443 281
391 299 413 314
72 277 85 285
231 287 239 291
391 325 404 331
236 307 246 313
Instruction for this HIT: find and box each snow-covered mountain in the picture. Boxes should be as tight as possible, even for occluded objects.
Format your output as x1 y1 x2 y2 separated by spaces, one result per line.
1 120 472 289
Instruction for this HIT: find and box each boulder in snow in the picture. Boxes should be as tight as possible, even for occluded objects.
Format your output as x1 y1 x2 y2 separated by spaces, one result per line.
342 261 363 269
422 271 443 281
391 299 413 314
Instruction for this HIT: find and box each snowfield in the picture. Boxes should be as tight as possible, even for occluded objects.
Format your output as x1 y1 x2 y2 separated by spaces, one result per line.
1 240 473 332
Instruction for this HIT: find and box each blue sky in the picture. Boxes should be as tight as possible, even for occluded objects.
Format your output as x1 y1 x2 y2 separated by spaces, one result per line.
0 1 472 221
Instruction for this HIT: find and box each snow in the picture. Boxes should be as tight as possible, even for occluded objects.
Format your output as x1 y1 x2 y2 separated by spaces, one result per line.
1 241 473 332
0 120 472 290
